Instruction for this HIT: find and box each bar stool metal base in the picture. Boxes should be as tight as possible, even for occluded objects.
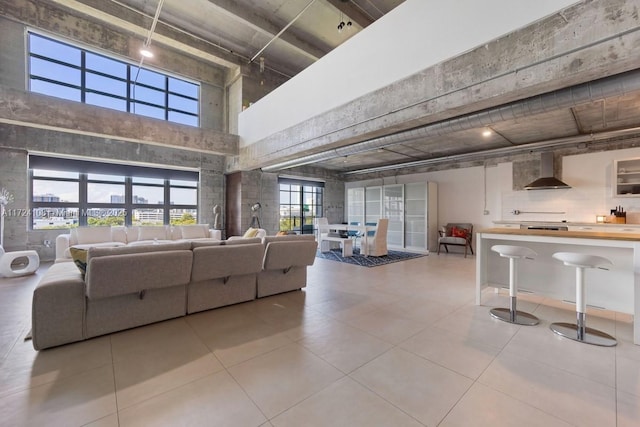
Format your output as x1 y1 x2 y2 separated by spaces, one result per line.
490 307 540 326
549 322 617 347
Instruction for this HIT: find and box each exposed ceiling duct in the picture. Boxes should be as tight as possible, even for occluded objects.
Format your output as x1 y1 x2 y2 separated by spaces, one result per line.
261 69 640 172
342 126 640 176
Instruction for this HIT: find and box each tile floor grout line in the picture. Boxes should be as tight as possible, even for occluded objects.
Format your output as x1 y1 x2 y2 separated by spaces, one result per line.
478 340 618 427
108 334 122 426
345 344 429 427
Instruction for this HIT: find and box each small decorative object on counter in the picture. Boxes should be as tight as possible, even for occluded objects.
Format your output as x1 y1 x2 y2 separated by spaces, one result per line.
608 206 626 224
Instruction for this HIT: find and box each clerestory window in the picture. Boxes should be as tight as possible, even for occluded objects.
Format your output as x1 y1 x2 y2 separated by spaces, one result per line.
27 32 199 126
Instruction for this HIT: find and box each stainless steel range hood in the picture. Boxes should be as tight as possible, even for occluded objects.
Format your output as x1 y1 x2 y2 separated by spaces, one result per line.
524 152 571 190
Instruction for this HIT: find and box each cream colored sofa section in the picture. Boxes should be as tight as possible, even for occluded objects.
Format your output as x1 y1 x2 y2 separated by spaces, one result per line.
258 235 317 298
55 225 222 261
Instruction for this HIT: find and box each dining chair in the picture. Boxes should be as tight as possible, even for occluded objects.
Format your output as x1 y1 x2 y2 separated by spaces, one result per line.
361 219 388 257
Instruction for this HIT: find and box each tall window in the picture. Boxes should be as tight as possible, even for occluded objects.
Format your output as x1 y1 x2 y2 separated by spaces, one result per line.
29 156 199 229
28 32 200 126
278 178 324 234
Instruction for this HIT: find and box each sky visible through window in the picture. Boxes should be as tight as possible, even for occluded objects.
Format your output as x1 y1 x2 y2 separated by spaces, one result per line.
28 33 199 126
32 170 197 205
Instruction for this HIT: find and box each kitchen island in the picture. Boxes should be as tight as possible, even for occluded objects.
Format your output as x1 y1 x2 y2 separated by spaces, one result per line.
476 228 640 345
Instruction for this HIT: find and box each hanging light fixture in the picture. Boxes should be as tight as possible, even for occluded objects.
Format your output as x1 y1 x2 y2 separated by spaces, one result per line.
337 11 352 33
140 46 154 58
139 0 165 59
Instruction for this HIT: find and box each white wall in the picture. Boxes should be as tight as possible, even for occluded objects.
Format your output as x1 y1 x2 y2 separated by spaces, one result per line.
502 148 640 223
346 162 513 232
346 148 640 238
239 0 579 145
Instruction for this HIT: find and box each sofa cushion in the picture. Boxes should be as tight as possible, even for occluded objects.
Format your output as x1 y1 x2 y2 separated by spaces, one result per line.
180 224 209 239
86 242 193 299
128 240 174 246
138 225 169 241
191 243 264 282
190 237 261 249
126 226 140 243
439 236 467 245
69 228 79 245
76 226 112 244
64 242 126 258
88 241 192 259
69 247 88 274
111 226 127 243
263 234 315 245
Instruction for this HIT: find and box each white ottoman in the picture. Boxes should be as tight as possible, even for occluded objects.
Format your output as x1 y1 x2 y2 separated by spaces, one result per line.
0 247 40 278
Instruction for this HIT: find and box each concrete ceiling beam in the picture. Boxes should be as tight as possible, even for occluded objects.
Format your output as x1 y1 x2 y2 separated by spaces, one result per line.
47 0 241 70
232 0 640 172
203 0 328 62
0 87 238 156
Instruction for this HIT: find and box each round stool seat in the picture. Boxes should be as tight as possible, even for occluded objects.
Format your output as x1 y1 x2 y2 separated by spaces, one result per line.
489 245 539 326
492 245 537 259
552 252 612 269
550 251 616 347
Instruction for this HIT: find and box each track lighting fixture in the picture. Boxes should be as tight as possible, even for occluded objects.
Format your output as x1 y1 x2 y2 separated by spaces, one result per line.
337 11 352 33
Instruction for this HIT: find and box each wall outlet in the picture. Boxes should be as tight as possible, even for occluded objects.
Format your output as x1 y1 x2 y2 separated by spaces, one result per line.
483 210 490 215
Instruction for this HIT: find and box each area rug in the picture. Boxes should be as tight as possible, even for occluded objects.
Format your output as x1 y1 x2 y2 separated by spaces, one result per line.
316 248 426 267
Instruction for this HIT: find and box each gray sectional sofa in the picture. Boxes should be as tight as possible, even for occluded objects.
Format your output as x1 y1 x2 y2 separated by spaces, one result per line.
32 235 317 350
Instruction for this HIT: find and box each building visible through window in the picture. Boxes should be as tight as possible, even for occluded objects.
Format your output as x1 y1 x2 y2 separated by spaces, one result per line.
278 178 324 234
29 156 199 229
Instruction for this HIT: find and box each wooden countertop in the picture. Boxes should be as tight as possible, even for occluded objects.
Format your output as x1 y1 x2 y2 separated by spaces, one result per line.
478 227 640 242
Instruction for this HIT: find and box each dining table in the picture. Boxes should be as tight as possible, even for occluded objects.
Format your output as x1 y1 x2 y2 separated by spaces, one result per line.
323 223 377 256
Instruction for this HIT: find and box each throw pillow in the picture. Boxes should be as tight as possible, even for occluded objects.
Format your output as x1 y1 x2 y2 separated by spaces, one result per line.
76 226 112 244
69 247 88 275
440 226 451 237
451 227 469 239
243 227 259 238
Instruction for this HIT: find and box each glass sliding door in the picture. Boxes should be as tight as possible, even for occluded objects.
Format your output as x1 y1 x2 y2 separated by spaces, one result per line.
383 184 404 248
365 186 382 225
404 182 427 250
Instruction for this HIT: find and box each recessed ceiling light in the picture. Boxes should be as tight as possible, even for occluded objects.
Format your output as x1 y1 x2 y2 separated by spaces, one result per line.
140 49 154 58
482 130 492 137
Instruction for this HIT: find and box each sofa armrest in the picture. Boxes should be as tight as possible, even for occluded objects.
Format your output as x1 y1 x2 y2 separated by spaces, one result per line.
55 233 72 261
32 262 86 350
209 229 222 240
263 240 318 270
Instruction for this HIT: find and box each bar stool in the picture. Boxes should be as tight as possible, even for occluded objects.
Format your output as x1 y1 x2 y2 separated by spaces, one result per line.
550 252 616 347
489 245 539 325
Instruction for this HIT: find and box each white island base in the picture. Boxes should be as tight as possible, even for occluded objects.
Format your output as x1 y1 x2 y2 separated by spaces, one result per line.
476 228 640 345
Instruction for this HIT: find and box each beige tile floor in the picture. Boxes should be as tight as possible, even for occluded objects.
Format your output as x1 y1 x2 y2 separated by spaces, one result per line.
1 253 639 426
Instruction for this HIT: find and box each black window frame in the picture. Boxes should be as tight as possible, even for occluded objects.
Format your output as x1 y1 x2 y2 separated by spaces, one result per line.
278 177 324 234
29 156 199 229
27 31 200 127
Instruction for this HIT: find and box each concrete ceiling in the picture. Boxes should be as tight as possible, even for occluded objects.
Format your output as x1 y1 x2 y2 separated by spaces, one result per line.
35 0 640 176
105 0 404 78
316 89 640 173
